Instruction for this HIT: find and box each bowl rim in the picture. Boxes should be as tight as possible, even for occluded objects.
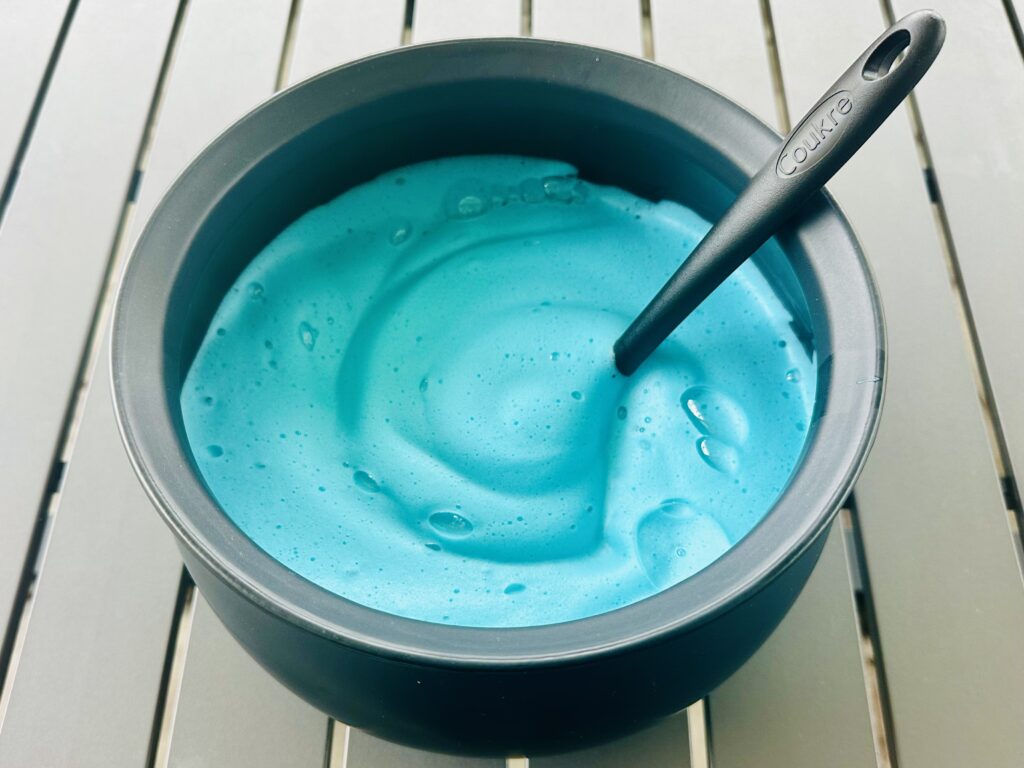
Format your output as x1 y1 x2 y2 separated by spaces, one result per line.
110 37 885 669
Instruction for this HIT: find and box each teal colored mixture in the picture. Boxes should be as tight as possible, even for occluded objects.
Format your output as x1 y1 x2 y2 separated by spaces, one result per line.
181 156 815 627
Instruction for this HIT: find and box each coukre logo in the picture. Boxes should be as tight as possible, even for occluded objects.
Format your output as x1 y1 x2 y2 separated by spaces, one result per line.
776 90 853 177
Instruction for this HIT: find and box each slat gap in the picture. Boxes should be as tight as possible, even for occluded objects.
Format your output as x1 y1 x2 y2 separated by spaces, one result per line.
521 0 532 37
148 573 197 768
0 0 81 229
878 0 1024 576
758 0 791 132
841 503 898 768
276 0 304 89
640 0 654 59
0 500 50 730
687 700 710 768
507 756 530 768
325 719 349 767
402 0 416 45
1000 0 1024 61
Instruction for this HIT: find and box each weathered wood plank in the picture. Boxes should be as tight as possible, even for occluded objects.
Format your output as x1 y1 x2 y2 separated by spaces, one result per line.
649 0 776 124
288 0 406 84
710 529 875 767
0 2 302 766
168 597 327 768
412 0 521 42
773 2 1024 767
0 0 178 657
532 0 642 55
0 0 71 189
650 4 876 767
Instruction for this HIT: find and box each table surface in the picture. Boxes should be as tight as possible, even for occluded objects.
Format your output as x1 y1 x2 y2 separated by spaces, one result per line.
1 1 1023 766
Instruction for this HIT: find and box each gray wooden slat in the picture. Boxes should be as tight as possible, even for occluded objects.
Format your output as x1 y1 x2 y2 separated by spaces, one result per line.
772 2 1024 767
649 0 776 125
0 343 181 768
0 0 71 189
168 597 327 768
126 0 293 246
649 4 877 767
531 0 642 55
288 0 406 84
892 0 1024 525
711 529 875 767
0 0 178 650
0 2 301 767
532 712 688 768
412 0 521 42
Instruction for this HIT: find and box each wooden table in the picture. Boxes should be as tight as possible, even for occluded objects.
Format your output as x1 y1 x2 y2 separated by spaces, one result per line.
1 1 1023 766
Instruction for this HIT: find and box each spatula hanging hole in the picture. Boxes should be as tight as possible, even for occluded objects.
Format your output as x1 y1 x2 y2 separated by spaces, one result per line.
862 29 911 80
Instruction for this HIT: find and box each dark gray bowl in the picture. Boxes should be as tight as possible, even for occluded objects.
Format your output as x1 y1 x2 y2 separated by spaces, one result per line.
111 39 884 756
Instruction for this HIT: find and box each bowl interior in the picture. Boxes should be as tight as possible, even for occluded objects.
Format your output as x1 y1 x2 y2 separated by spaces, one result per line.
171 80 817 391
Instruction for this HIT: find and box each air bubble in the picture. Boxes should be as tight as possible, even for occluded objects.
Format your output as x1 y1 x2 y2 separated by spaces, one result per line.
617 405 628 420
571 391 583 401
696 436 740 474
681 386 749 443
504 583 526 595
298 321 319 351
457 195 484 217
637 499 730 588
353 470 381 493
429 511 474 538
390 222 412 245
206 444 224 458
542 175 583 201
785 368 802 383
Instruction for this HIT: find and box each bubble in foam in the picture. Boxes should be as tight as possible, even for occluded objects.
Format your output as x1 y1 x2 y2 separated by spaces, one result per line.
429 511 474 538
390 222 412 245
353 470 381 493
298 321 318 351
636 498 730 588
696 436 740 474
681 386 749 444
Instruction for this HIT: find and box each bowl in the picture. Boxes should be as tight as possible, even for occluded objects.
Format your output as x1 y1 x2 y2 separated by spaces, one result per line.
111 39 884 756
